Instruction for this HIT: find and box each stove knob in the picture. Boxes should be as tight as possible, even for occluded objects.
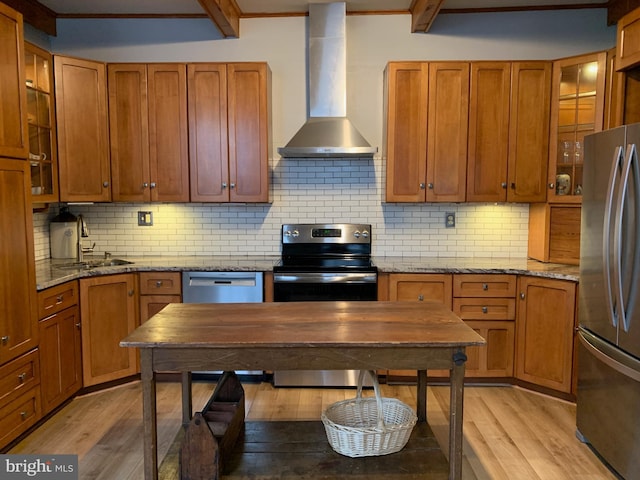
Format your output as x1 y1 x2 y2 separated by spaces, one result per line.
362 230 369 238
354 230 361 238
284 230 291 237
292 230 300 237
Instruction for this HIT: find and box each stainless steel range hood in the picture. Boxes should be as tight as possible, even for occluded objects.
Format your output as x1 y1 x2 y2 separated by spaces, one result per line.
278 2 377 159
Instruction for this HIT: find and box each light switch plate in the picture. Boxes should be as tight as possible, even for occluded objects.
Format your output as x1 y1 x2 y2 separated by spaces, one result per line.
138 211 153 226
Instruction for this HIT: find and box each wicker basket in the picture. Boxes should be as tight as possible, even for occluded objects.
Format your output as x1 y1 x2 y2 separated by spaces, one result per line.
321 370 417 458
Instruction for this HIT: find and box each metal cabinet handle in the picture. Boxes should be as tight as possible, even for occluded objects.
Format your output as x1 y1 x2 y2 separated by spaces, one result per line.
419 183 426 190
1 335 8 345
156 281 163 288
428 183 434 189
418 294 424 301
143 182 149 188
128 289 135 297
482 306 488 314
482 283 488 291
511 182 516 189
56 295 64 304
549 183 555 189
222 182 227 189
150 182 157 189
18 373 26 383
501 182 507 189
230 183 236 189
20 411 28 420
520 292 526 300
75 323 81 330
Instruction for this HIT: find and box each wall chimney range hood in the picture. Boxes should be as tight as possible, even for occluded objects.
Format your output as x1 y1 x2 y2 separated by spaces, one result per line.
278 2 377 158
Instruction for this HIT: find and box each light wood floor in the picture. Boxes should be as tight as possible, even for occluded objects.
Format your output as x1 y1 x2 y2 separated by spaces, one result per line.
9 379 616 479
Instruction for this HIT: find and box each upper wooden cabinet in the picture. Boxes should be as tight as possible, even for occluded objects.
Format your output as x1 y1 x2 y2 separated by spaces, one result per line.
384 62 467 202
616 7 640 71
547 52 606 204
188 62 271 203
466 62 551 203
54 55 111 202
108 63 189 202
385 61 549 203
25 42 58 203
0 4 28 160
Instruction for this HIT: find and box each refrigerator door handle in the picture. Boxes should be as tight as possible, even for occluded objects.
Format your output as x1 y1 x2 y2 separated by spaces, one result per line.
604 146 624 328
579 328 640 382
623 143 640 332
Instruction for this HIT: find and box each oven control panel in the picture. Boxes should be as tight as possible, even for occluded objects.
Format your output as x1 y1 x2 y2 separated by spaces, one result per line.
282 223 371 244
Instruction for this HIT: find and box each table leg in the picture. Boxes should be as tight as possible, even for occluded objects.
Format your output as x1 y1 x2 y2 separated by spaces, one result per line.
449 348 467 480
140 349 158 480
417 370 427 423
181 371 192 426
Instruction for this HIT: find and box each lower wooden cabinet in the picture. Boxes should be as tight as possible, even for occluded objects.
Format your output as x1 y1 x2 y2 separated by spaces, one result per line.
0 349 41 449
515 276 577 393
80 274 139 387
139 272 181 322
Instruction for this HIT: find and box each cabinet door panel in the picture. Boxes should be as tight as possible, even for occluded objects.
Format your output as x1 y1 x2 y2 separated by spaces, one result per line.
516 276 576 392
188 63 229 202
0 159 38 364
227 63 270 203
148 64 189 202
384 62 429 202
426 62 469 202
108 64 150 202
466 62 510 202
80 274 138 386
0 4 28 159
508 62 551 203
54 56 111 202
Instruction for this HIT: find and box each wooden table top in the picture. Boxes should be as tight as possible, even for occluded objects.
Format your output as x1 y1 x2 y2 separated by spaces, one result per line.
121 301 485 349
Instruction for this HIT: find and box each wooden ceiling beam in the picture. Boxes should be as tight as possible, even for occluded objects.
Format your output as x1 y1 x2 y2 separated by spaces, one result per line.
197 0 241 38
4 0 57 36
410 0 445 33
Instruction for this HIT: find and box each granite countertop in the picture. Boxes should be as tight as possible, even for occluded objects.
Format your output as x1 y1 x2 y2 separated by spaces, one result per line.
35 255 579 291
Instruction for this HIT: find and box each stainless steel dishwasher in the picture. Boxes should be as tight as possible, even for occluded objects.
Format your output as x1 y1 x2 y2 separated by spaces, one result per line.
182 271 264 378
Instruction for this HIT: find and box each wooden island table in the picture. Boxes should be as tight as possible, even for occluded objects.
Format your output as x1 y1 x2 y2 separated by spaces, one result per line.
120 300 485 480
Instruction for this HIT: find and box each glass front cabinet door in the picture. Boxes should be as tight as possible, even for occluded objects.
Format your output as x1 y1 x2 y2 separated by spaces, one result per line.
25 42 58 204
548 52 606 203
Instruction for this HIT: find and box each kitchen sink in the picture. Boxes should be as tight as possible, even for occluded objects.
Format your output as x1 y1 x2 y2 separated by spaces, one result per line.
54 258 134 270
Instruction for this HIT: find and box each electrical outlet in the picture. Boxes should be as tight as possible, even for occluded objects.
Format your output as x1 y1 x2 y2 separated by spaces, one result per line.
138 211 153 226
445 212 455 228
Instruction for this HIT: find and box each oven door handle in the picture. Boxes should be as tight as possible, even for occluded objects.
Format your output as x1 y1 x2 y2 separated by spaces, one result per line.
273 272 377 284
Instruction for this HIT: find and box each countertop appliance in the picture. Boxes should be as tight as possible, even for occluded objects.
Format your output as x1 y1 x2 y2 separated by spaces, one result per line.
50 207 78 259
182 271 264 378
272 223 377 387
576 123 640 479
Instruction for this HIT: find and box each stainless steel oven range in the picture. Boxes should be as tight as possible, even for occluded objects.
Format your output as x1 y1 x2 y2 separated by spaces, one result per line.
272 223 377 387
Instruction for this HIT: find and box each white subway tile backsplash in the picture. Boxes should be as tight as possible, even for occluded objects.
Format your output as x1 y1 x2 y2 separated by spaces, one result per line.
33 156 530 260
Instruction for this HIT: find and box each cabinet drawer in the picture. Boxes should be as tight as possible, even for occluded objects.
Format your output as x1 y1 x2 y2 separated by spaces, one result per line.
139 272 181 295
0 350 40 407
453 298 516 321
38 281 79 319
0 388 41 449
453 274 516 298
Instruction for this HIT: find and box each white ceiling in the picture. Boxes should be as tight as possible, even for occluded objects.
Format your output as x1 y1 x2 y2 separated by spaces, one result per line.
36 0 609 16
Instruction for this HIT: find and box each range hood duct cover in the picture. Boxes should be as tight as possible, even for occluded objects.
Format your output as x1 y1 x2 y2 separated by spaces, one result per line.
278 2 376 159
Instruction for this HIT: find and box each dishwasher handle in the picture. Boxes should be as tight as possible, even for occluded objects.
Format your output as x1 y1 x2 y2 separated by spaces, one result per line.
188 277 257 287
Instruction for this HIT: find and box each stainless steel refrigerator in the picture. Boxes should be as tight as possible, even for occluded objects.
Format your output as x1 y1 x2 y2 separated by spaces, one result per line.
577 122 640 479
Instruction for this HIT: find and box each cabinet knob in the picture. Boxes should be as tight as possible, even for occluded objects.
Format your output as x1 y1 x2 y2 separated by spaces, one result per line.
143 183 149 188
150 182 157 189
482 283 488 291
501 182 507 189
18 373 26 383
510 182 516 189
75 323 81 330
419 183 426 190
428 183 434 189
20 411 28 421
230 183 236 189
156 281 163 287
128 289 135 297
418 294 424 301
520 292 526 300
549 183 555 189
1 335 8 345
222 182 227 189
56 295 64 304
103 181 109 188
482 306 488 314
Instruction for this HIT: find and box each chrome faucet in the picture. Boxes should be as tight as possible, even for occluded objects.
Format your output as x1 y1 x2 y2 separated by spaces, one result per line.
77 215 94 262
